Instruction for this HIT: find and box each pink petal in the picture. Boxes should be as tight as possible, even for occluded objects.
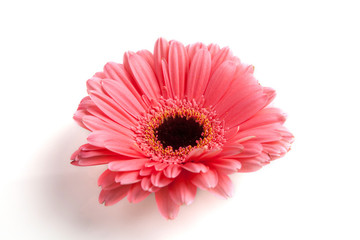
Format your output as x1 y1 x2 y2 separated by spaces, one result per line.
72 155 120 166
104 141 144 158
263 87 276 105
186 49 211 100
263 141 289 158
169 180 197 205
155 187 180 220
99 185 131 206
144 161 156 168
168 41 188 98
228 135 254 144
101 79 146 117
71 158 112 166
89 90 136 127
218 144 244 158
207 43 220 59
73 96 93 129
161 59 174 98
115 171 141 184
210 47 235 74
208 159 242 174
127 53 161 100
103 62 147 108
163 164 182 178
208 173 233 198
238 160 263 172
185 148 223 163
160 84 170 98
81 144 103 151
236 142 263 158
232 126 283 144
94 71 106 78
78 147 116 158
108 158 149 172
102 182 121 191
141 176 160 192
127 183 151 203
84 104 129 131
186 148 204 159
153 38 169 89
140 177 151 191
86 130 128 148
191 169 218 189
139 166 153 176
154 162 169 171
223 91 269 128
86 77 102 93
214 83 261 117
213 66 261 114
73 109 87 128
186 42 207 63
103 62 128 82
77 149 106 159
224 126 239 140
136 49 155 72
150 171 173 187
239 108 286 131
182 162 209 173
98 169 117 188
82 115 133 136
72 144 116 161
70 148 80 160
87 130 143 158
204 61 237 107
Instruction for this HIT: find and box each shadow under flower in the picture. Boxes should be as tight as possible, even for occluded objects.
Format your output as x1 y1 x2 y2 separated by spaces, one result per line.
22 123 230 239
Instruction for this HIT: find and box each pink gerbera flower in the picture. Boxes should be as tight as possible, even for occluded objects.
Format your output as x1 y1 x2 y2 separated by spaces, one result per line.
71 38 294 219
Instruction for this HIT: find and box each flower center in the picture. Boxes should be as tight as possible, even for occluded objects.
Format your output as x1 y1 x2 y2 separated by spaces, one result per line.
135 98 225 163
155 116 204 150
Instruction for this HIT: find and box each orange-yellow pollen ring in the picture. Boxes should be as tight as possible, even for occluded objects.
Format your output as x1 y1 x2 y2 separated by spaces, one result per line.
143 107 214 157
135 98 225 164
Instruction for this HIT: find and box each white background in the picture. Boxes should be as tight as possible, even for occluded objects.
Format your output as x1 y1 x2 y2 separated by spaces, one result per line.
1 0 359 239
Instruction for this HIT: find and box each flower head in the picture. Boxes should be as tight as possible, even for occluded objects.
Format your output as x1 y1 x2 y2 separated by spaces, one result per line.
71 38 294 219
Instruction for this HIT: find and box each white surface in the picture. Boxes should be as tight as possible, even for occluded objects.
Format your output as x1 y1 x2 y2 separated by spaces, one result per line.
1 0 359 239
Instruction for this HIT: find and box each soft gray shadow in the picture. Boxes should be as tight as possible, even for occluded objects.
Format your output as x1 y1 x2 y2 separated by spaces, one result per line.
24 123 231 240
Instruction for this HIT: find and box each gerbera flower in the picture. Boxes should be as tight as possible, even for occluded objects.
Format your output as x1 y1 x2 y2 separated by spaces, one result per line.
71 38 294 219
